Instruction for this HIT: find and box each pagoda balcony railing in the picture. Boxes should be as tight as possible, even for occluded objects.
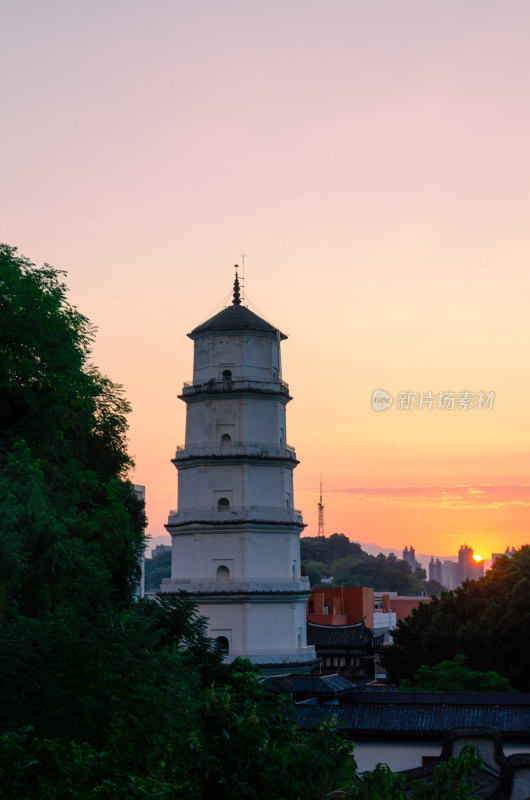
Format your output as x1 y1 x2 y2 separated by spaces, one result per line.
168 505 303 525
180 378 290 397
173 441 297 460
160 576 311 594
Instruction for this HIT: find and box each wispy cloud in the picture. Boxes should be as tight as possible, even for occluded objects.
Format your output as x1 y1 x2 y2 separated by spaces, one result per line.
327 485 530 510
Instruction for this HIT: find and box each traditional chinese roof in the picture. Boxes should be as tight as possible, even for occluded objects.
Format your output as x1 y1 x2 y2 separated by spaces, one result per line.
307 620 374 650
262 673 357 697
351 682 398 692
295 703 530 736
189 273 287 340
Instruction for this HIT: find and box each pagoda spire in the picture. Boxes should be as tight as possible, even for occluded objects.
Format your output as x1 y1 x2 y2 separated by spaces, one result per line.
232 265 241 305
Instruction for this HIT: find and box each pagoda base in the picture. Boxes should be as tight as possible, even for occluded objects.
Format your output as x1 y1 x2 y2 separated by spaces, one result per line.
159 582 314 667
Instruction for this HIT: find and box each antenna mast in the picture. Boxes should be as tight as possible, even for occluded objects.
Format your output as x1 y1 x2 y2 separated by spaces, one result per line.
318 474 325 537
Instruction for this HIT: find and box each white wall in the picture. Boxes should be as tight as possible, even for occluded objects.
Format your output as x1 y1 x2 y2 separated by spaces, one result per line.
192 333 280 383
354 738 530 776
185 396 288 446
199 595 310 656
177 461 294 510
169 528 302 580
353 740 442 772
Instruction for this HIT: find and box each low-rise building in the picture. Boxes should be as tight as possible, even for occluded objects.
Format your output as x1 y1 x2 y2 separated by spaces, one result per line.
374 591 433 624
296 690 530 775
307 586 374 627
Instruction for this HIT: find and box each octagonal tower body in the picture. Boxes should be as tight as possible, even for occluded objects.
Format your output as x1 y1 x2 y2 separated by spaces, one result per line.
160 280 316 668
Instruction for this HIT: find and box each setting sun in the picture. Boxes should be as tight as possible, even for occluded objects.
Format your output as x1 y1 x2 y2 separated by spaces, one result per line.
473 555 483 562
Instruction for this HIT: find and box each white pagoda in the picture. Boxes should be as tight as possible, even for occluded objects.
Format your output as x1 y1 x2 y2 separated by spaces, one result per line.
160 272 316 669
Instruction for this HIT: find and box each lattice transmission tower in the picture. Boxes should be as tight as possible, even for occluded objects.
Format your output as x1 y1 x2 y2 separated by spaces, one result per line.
317 474 325 537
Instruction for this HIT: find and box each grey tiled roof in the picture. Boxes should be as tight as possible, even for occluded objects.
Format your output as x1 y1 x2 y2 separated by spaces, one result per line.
190 304 286 339
263 673 357 695
357 684 399 692
321 675 358 692
296 703 530 734
307 620 374 649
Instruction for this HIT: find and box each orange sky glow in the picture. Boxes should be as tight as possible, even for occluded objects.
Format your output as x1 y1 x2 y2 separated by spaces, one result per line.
2 1 529 560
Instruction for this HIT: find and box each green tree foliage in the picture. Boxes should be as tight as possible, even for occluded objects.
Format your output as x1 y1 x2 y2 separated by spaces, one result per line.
301 535 439 595
145 548 172 590
399 655 516 692
0 247 207 789
302 533 363 565
382 546 530 690
162 666 356 800
347 744 481 799
424 578 444 595
302 558 329 586
0 244 146 616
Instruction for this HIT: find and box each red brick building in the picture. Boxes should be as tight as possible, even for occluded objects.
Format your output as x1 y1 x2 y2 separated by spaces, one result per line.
307 586 433 627
374 591 433 622
307 587 374 628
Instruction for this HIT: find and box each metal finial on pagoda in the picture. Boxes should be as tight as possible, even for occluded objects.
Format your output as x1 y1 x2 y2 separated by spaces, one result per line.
233 265 241 305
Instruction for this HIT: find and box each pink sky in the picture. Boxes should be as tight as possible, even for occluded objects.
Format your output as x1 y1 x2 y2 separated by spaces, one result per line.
2 1 529 558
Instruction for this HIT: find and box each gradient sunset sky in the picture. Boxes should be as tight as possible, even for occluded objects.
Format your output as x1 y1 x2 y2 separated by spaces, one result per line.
2 1 529 559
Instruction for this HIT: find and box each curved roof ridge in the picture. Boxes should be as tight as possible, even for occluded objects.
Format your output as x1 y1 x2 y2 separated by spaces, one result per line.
307 620 366 629
189 303 287 340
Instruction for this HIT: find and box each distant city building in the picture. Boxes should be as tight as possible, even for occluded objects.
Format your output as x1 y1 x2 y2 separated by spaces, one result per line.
429 555 457 589
429 545 485 590
441 559 459 590
458 544 484 585
403 546 421 572
492 546 517 564
428 556 442 584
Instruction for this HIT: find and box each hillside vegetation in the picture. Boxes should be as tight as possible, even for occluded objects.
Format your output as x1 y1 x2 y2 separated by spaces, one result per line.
145 548 172 590
301 534 442 595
